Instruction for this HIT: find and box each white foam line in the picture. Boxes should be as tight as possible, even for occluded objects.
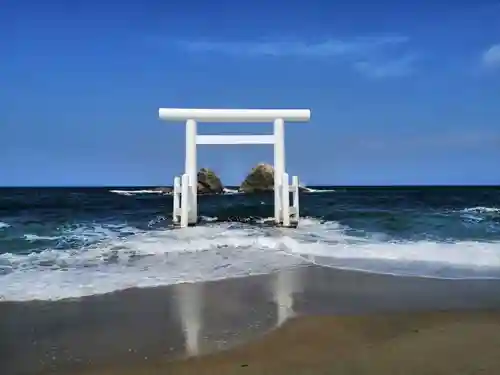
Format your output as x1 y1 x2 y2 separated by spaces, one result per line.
308 261 500 281
24 234 60 241
109 189 168 196
461 206 500 214
110 186 332 196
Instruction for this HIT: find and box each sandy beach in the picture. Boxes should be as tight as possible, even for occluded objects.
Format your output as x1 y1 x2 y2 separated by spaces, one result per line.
3 265 500 375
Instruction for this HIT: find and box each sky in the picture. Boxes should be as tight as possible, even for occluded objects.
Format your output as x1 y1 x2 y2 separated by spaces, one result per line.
1 0 499 186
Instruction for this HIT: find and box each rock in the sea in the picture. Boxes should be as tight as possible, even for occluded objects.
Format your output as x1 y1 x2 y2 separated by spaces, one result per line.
239 163 275 193
239 163 310 193
197 168 224 194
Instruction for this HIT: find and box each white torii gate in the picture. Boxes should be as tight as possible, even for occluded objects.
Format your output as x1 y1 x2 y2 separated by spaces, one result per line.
158 108 311 228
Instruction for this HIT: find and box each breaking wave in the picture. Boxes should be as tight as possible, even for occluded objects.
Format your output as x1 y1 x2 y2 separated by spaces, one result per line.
1 217 500 301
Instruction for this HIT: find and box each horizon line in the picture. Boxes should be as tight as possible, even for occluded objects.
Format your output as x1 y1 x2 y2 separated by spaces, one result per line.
1 185 499 189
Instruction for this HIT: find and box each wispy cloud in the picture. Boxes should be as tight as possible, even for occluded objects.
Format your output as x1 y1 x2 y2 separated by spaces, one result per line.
176 36 409 58
482 44 500 68
168 35 416 78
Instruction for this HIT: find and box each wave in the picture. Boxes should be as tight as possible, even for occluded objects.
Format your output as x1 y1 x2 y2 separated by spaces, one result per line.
109 189 168 196
461 206 500 214
24 234 60 242
458 206 500 224
223 187 241 194
110 188 243 196
1 217 500 301
300 187 335 193
0 221 10 229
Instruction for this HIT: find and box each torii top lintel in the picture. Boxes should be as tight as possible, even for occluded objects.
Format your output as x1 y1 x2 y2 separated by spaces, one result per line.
158 108 311 123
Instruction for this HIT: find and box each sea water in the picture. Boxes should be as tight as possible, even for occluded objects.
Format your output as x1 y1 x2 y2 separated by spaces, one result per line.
1 186 500 301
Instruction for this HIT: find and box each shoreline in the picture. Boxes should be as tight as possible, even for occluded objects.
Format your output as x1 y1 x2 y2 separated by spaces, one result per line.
3 265 500 374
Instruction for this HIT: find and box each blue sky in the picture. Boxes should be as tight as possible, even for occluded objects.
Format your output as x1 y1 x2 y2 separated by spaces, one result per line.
1 0 499 186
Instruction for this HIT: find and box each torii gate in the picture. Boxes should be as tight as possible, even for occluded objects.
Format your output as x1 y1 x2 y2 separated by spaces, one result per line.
158 108 311 228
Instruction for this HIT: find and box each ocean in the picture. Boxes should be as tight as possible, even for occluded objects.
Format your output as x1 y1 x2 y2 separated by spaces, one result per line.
1 186 500 302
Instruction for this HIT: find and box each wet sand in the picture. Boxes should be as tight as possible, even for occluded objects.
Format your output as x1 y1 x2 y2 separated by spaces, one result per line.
2 265 500 375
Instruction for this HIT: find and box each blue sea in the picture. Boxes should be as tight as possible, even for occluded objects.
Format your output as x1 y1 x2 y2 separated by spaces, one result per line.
1 187 500 301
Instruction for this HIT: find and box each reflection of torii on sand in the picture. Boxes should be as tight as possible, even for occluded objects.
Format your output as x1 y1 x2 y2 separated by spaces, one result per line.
273 268 301 327
174 268 301 356
175 283 203 356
